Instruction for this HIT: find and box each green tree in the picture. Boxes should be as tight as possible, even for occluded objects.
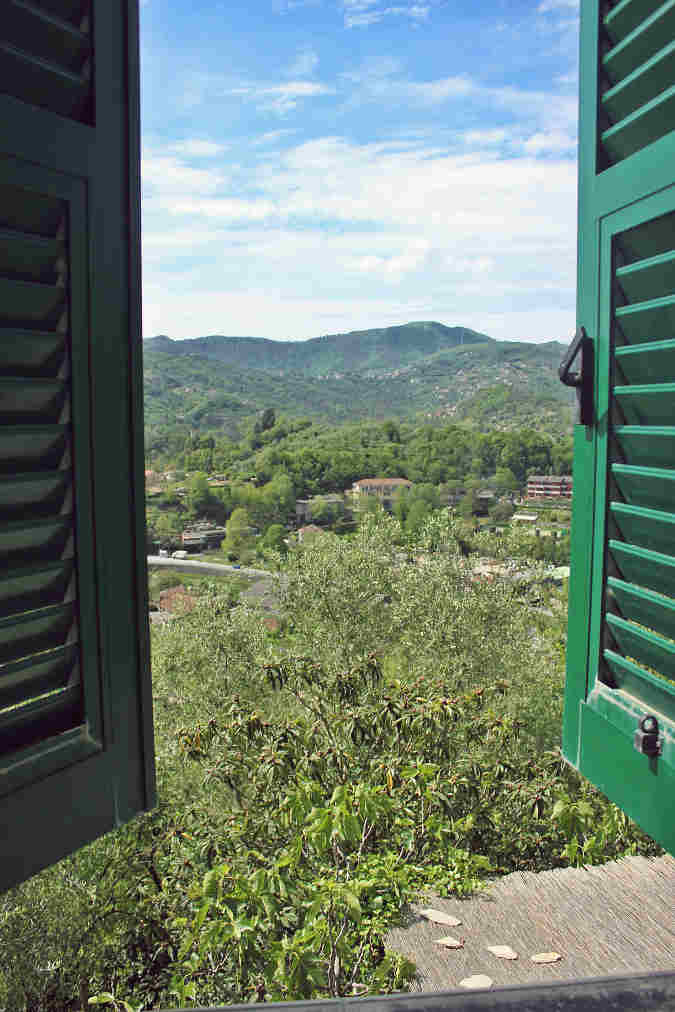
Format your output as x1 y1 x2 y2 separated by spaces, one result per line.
262 523 287 555
261 407 276 431
457 490 479 520
186 473 225 524
224 507 254 561
404 498 430 535
493 467 519 496
155 511 182 545
489 501 515 524
311 496 346 530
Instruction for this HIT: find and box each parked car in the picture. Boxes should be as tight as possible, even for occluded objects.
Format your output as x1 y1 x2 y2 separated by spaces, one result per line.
172 550 188 559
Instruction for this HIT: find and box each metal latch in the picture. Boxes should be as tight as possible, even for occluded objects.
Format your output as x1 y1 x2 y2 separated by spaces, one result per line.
634 715 662 757
559 327 594 426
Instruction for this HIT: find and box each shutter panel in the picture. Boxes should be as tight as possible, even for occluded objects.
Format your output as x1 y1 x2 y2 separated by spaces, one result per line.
564 0 675 852
0 1 155 893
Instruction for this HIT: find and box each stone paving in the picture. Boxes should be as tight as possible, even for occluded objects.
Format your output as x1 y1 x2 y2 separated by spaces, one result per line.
385 855 675 992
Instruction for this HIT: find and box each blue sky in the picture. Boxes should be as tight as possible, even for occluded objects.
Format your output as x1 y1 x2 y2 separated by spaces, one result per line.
140 0 579 343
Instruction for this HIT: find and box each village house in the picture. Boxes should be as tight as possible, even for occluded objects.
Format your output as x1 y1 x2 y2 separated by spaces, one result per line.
296 524 325 543
350 477 412 511
527 474 573 499
295 493 346 524
181 521 228 550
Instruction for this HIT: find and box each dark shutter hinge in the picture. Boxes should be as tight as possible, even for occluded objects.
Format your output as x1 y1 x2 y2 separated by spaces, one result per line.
559 327 594 426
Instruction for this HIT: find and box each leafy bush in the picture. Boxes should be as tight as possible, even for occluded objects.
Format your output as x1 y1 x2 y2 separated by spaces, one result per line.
0 513 660 1011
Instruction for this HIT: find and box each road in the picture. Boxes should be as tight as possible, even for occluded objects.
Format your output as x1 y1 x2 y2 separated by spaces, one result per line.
147 556 273 579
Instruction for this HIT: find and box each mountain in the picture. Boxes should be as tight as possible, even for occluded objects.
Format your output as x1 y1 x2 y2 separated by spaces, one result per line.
143 322 574 437
144 322 492 376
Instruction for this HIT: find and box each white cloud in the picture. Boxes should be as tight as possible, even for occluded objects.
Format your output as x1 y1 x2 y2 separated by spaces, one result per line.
170 139 228 158
142 123 577 342
461 128 508 147
230 79 333 114
341 0 430 28
523 130 576 154
142 53 579 344
252 128 298 146
407 76 474 102
490 85 577 134
538 0 578 11
141 153 226 197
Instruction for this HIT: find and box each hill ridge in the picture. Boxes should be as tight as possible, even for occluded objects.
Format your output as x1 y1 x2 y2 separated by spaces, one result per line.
143 321 494 377
143 323 573 440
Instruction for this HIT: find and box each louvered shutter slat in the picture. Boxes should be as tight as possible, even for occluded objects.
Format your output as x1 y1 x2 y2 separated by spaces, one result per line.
601 83 675 162
615 340 675 382
0 47 89 120
0 601 75 665
611 464 675 510
32 0 88 22
616 250 675 302
0 678 81 755
614 296 675 342
609 541 675 600
610 502 675 553
603 650 675 711
599 0 675 166
0 427 69 473
613 425 675 467
603 0 665 42
609 577 675 637
0 560 75 619
0 467 72 510
603 38 675 120
603 1 675 81
0 229 66 281
0 516 73 568
606 613 675 679
0 380 69 423
0 0 92 123
0 278 66 328
6 0 91 72
0 332 67 376
0 642 79 711
614 383 675 423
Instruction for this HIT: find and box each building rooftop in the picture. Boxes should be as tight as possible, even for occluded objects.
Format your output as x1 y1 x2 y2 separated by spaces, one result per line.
353 477 412 487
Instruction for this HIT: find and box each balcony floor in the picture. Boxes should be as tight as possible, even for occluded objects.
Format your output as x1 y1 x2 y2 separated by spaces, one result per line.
385 854 675 992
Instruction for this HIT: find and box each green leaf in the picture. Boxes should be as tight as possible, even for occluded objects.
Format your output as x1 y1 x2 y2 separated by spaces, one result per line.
195 899 211 931
202 869 219 899
340 888 362 921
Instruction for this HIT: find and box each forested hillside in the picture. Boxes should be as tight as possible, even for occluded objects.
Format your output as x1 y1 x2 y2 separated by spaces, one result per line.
143 322 574 447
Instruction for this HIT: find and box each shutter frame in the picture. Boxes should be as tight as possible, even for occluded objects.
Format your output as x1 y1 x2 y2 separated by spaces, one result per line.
0 0 155 893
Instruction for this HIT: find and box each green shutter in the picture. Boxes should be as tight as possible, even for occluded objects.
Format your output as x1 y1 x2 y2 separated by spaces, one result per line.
564 0 675 852
0 0 155 893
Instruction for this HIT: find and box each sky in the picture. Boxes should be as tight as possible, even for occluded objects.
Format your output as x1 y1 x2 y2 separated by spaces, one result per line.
139 0 580 343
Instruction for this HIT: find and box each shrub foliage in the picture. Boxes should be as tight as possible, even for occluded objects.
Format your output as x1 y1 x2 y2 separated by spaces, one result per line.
0 514 660 1011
